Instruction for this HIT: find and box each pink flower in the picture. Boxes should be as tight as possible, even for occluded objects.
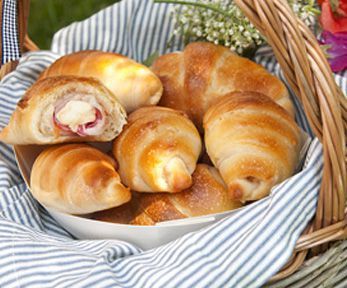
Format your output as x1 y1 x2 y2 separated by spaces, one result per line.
320 0 347 34
320 31 347 72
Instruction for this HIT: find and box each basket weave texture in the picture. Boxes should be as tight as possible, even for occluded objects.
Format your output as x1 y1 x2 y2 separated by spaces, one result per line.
0 0 346 282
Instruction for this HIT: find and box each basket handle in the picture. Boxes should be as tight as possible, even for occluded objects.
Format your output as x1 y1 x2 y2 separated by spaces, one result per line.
234 0 347 279
0 0 38 78
234 0 346 225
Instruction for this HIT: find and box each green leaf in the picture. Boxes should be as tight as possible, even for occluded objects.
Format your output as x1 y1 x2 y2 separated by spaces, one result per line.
329 0 339 12
142 51 160 67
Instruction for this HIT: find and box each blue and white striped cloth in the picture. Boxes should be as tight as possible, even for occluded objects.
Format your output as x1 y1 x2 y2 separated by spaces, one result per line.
0 1 346 287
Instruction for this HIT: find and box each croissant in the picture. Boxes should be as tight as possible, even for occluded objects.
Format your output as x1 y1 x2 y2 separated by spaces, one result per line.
90 201 136 225
0 76 127 145
203 92 302 202
151 42 294 131
91 164 242 225
113 106 202 193
39 50 163 113
30 144 131 214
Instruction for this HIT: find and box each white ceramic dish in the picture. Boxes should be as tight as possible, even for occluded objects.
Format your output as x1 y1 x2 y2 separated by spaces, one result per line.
14 143 240 250
46 207 237 250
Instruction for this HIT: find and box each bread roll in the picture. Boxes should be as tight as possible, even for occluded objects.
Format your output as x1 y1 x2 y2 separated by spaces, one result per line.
151 42 294 130
40 50 163 113
91 164 242 225
203 92 301 202
113 106 202 193
0 76 127 145
30 144 131 214
89 202 136 224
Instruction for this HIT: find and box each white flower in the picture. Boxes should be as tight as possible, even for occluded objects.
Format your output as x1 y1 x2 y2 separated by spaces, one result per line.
292 4 300 13
169 0 318 56
243 31 251 37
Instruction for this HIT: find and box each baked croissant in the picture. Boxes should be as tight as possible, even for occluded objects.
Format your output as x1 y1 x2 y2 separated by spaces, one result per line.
30 144 131 214
0 76 127 145
203 92 302 202
151 42 294 130
39 50 163 113
113 106 202 193
90 201 136 224
91 164 242 225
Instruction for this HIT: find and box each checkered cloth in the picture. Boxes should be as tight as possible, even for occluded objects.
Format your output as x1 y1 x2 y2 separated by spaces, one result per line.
1 0 20 65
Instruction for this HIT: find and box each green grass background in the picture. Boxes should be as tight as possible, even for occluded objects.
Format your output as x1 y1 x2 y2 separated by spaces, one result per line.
28 0 119 49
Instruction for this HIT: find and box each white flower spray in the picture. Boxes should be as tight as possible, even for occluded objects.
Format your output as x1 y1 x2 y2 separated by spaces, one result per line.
155 0 319 56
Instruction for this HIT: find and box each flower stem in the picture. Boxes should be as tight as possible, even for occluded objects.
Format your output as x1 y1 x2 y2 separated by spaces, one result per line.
153 0 231 17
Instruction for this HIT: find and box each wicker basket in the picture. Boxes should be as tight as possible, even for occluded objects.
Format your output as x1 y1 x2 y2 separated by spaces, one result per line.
0 0 346 283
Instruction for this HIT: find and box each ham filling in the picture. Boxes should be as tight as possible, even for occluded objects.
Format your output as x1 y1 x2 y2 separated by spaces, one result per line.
53 100 105 136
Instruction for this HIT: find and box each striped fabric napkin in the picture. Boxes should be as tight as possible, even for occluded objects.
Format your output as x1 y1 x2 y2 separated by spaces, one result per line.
0 0 346 287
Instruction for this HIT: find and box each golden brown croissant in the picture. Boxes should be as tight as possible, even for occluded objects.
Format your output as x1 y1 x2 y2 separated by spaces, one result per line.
30 144 131 214
39 50 163 113
89 202 136 224
0 76 127 145
151 42 294 130
113 106 202 193
91 164 242 225
203 92 302 202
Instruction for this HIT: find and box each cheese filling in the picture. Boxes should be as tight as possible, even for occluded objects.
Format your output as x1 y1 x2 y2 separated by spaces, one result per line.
56 100 96 133
53 98 105 137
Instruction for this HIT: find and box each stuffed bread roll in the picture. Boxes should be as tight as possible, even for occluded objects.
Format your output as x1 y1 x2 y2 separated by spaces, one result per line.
39 50 163 113
0 76 127 145
204 92 302 202
113 106 202 193
91 164 242 225
30 144 131 214
151 42 294 131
